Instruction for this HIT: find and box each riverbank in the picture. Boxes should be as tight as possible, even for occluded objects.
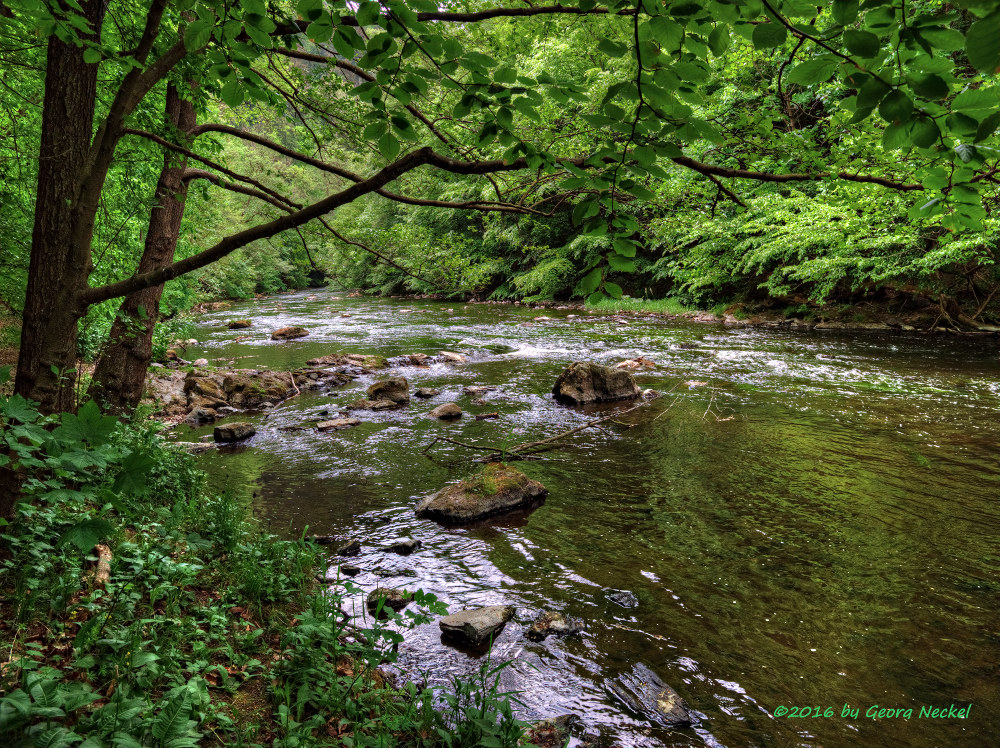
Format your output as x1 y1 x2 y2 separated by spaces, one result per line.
0 392 544 748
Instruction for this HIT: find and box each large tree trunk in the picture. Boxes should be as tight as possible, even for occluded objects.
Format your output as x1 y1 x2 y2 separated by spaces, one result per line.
13 0 106 415
89 86 196 414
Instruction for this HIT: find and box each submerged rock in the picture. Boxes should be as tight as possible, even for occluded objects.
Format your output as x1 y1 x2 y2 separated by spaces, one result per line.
367 588 411 618
414 387 441 398
367 376 409 403
428 403 462 420
213 422 256 443
526 610 585 641
525 715 579 748
271 326 309 340
386 538 422 555
605 589 639 609
317 417 361 431
306 352 389 370
414 464 547 524
439 605 515 645
608 663 693 728
334 539 362 556
552 362 641 405
347 399 400 411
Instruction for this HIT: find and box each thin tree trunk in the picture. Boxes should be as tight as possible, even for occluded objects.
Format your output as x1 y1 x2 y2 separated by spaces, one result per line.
89 86 195 414
13 0 106 415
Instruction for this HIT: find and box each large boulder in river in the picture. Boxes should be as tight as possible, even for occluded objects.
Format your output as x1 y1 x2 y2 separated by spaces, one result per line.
213 422 256 443
271 326 309 340
428 403 462 420
414 463 546 524
608 663 693 728
439 605 515 645
552 361 640 405
223 371 292 408
227 319 252 329
367 376 409 403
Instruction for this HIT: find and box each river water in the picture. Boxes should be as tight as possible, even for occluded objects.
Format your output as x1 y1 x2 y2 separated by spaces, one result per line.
173 290 1000 747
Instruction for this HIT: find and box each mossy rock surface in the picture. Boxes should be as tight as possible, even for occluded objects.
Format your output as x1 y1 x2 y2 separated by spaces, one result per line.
414 463 546 523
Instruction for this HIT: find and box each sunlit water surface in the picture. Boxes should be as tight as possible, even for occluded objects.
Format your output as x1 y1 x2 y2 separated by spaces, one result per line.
173 291 1000 747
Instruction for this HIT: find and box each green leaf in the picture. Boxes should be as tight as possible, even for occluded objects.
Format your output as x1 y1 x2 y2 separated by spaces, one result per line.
82 47 101 64
649 16 683 51
378 132 400 160
952 87 999 114
607 254 637 272
965 18 1000 73
911 74 949 101
878 90 913 124
183 20 213 51
918 27 965 52
151 691 190 742
220 79 244 107
786 58 838 85
59 519 114 553
598 37 628 58
843 29 880 58
612 238 637 257
708 25 730 56
832 0 859 25
577 268 602 295
909 117 940 148
604 282 624 299
752 23 787 50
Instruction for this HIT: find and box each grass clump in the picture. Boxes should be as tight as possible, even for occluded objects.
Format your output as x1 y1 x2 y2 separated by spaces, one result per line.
584 296 699 315
463 464 526 497
0 373 543 748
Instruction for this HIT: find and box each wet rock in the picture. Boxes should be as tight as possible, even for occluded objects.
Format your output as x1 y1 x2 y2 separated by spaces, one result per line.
428 403 462 420
192 358 209 367
614 356 655 370
642 389 658 399
367 588 411 618
213 422 256 443
184 372 227 408
414 387 441 398
525 715 579 748
317 417 361 431
438 351 467 363
608 663 692 728
347 399 400 411
367 376 409 404
174 441 216 454
386 538 422 555
605 589 639 609
184 406 218 425
552 362 641 405
439 605 515 645
339 565 361 577
223 371 292 408
374 568 418 578
306 352 389 370
228 319 252 329
525 610 584 641
475 412 500 420
414 463 546 524
271 326 309 340
463 385 496 397
334 539 361 556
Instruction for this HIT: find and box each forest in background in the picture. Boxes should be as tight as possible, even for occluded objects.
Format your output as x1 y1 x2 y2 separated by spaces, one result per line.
3 0 999 373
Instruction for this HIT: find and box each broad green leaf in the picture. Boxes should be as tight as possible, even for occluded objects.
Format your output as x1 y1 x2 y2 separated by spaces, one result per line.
577 268 602 295
832 0 859 25
878 90 913 124
909 117 940 148
183 20 213 51
649 16 683 51
597 37 628 58
612 238 637 257
607 254 637 272
378 132 400 160
752 23 786 50
786 58 838 85
708 26 730 56
82 47 101 64
60 518 114 553
604 282 624 299
843 29 880 58
911 74 949 101
965 19 1000 73
952 87 999 114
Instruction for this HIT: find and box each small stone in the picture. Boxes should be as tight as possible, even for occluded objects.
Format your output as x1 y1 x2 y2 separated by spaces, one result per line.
463 385 496 396
271 326 309 340
317 417 361 431
439 605 515 645
525 610 584 641
475 412 500 420
346 399 400 411
605 589 639 609
334 539 362 557
414 387 441 398
438 351 467 363
185 406 217 425
386 538 422 555
339 565 361 577
367 588 411 618
428 403 462 420
228 319 252 329
213 422 256 442
192 358 209 367
367 376 410 403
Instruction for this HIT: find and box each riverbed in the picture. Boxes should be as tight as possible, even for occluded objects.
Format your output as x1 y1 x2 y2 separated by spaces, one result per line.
172 291 1000 747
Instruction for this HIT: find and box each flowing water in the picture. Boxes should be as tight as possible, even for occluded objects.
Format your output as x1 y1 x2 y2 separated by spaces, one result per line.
173 290 1000 747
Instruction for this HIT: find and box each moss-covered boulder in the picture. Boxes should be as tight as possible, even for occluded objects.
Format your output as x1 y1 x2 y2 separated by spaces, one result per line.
367 376 409 404
271 326 309 340
223 372 292 408
552 361 640 405
414 464 546 523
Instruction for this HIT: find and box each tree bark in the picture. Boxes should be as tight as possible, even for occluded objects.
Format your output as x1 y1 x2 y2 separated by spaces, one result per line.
89 86 195 414
13 0 106 415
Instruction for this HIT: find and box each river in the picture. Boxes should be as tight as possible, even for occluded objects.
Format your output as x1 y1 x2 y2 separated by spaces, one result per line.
172 290 1000 747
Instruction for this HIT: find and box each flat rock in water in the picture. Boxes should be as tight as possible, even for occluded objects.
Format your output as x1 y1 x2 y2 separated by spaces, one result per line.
306 352 389 370
317 417 361 431
367 588 411 618
463 385 496 396
608 663 693 728
334 539 361 556
552 362 640 405
347 399 400 411
386 538 422 555
439 605 515 645
414 387 441 398
526 610 585 641
228 319 252 329
605 589 639 609
213 422 256 442
428 403 462 419
367 376 409 403
271 326 309 340
414 464 547 524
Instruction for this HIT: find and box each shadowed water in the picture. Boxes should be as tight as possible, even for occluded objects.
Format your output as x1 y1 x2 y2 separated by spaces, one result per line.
173 291 1000 747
